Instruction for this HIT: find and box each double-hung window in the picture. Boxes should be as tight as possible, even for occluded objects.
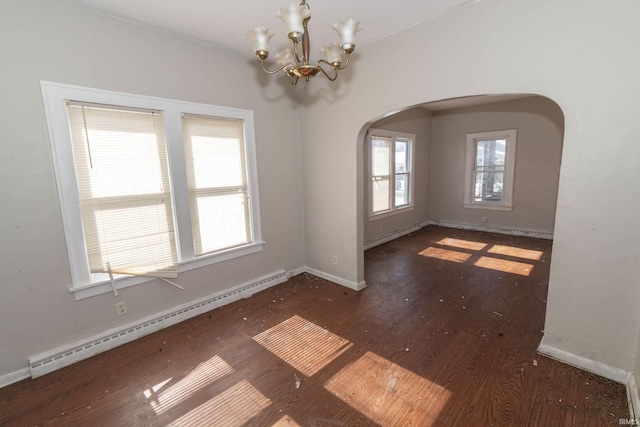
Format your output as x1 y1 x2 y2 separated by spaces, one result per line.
464 129 517 211
182 115 252 255
42 81 263 299
368 128 414 218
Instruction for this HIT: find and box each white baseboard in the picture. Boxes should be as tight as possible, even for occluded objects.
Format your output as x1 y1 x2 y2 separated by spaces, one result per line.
628 375 640 421
0 367 30 388
28 270 289 379
303 266 366 291
537 341 631 384
364 225 421 250
434 220 554 240
538 340 636 418
287 266 307 278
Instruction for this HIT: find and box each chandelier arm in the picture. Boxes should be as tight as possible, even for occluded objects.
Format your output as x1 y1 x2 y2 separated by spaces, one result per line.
259 59 296 75
315 62 338 81
337 53 351 70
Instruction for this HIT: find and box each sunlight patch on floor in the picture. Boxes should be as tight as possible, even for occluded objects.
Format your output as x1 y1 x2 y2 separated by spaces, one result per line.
271 414 302 426
324 351 450 425
143 355 234 415
474 256 533 276
419 247 472 263
487 244 543 261
253 315 353 377
437 237 488 251
168 379 270 427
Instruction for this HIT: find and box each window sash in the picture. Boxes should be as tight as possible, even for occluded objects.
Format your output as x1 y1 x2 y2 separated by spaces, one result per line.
182 114 253 257
67 102 179 279
464 129 517 210
369 131 413 216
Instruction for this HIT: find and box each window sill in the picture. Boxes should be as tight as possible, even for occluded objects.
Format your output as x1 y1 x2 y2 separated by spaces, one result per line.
368 206 414 221
69 241 265 300
463 203 513 212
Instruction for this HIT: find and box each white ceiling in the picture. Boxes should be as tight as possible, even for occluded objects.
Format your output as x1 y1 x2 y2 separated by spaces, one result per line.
64 0 479 57
65 0 533 112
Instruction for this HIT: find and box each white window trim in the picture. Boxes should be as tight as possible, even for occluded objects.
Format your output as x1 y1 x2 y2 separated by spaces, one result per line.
41 81 263 300
367 128 415 220
463 128 517 211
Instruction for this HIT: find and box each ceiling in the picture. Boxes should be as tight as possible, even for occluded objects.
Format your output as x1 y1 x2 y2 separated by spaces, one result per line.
65 0 479 57
65 0 534 111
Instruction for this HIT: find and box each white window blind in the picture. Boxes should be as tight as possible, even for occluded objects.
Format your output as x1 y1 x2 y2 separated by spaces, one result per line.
67 102 179 278
182 114 251 256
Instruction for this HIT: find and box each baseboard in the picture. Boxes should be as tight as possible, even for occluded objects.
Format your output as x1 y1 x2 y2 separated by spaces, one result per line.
435 220 554 240
628 375 640 421
0 368 30 388
303 266 367 291
537 341 631 384
364 225 421 250
28 269 289 379
287 266 307 278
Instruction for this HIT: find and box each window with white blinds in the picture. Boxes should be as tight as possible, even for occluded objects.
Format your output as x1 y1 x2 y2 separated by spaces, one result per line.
182 115 251 256
42 81 263 299
67 102 179 278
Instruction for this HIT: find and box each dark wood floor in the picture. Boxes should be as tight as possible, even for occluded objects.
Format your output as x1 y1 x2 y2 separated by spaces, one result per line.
0 226 630 426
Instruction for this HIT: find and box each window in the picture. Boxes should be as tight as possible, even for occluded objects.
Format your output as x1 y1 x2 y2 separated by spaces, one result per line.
368 128 414 218
42 81 263 299
464 129 517 211
182 115 252 256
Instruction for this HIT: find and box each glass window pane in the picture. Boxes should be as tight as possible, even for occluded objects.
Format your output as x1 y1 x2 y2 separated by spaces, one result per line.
474 171 504 202
476 139 506 171
372 137 390 176
395 140 407 173
190 136 244 188
394 174 408 206
196 194 249 255
372 177 390 213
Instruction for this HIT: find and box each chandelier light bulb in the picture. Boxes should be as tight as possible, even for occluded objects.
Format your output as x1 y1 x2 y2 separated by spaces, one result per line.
248 27 275 57
320 42 343 66
277 4 311 40
276 47 296 72
333 18 361 50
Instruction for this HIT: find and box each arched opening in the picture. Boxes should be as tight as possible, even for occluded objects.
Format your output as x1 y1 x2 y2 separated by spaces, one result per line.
360 94 564 251
357 92 565 332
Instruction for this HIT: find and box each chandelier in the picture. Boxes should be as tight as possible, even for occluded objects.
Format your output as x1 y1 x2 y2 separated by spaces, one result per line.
248 0 361 86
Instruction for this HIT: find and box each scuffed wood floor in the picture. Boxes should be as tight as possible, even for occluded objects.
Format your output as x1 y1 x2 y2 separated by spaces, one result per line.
0 226 630 426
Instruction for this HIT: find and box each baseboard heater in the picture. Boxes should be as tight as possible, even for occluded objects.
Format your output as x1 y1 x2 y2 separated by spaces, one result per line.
29 270 288 379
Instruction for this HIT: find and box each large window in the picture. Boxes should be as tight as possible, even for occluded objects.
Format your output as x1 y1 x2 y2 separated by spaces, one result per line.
368 129 414 218
464 129 517 211
42 82 262 299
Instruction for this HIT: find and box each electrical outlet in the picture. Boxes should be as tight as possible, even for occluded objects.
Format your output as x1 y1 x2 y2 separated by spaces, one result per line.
332 255 338 265
115 301 127 316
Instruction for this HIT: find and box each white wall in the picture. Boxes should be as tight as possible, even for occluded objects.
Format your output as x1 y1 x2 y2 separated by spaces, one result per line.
430 96 564 234
0 0 304 378
363 108 432 245
299 0 640 373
